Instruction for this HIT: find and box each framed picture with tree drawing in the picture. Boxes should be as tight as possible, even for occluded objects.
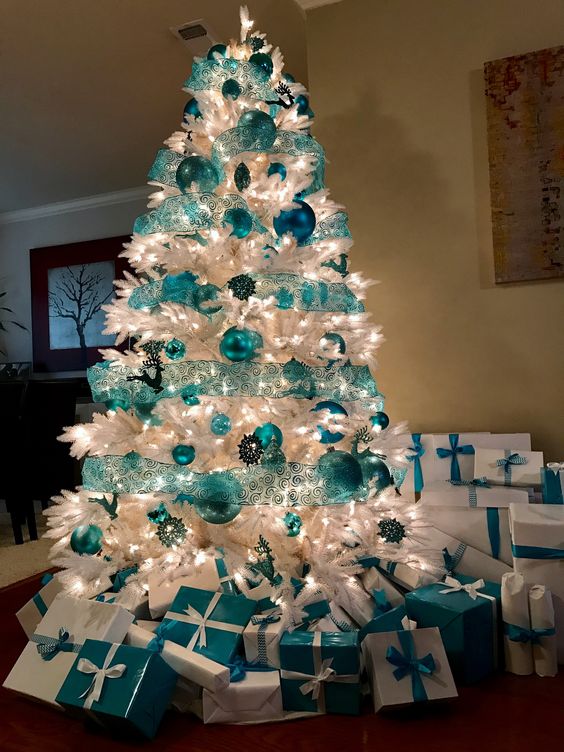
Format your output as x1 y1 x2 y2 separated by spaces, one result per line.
30 236 129 373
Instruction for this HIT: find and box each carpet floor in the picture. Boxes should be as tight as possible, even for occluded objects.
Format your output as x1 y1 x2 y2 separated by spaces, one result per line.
0 509 52 588
1 573 564 751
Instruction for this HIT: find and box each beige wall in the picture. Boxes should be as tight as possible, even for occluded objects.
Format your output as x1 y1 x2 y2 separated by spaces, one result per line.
307 0 564 458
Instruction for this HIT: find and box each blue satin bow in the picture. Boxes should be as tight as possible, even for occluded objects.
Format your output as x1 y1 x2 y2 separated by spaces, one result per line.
146 620 176 653
504 622 556 644
373 589 392 616
407 433 425 493
386 630 435 702
496 452 527 486
226 654 277 683
35 627 74 661
435 434 474 482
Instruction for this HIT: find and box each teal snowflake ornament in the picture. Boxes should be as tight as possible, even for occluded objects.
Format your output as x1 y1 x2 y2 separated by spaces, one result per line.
227 274 256 301
378 517 406 544
248 36 264 52
157 516 187 547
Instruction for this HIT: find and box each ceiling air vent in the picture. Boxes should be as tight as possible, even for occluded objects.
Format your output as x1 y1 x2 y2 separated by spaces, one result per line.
170 19 219 57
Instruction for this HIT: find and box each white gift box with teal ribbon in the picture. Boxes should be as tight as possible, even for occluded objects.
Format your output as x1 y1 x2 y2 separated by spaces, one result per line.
201 670 283 724
362 625 457 711
474 448 543 488
16 574 63 639
310 603 358 633
420 481 529 565
3 594 133 707
541 463 564 504
509 503 564 663
243 611 286 668
357 555 438 592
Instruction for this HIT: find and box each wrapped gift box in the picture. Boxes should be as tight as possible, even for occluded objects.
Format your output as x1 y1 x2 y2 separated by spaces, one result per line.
509 503 564 662
358 555 438 591
280 631 360 715
56 639 177 739
160 586 256 666
474 448 544 488
541 465 564 504
359 605 409 643
362 625 457 710
310 603 358 633
201 671 283 724
427 433 491 484
3 594 134 706
16 574 63 639
405 575 501 684
243 611 286 668
419 481 529 565
361 567 405 612
238 578 278 614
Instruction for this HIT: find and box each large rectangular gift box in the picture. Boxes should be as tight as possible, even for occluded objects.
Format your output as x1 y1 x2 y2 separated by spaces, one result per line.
541 464 564 504
16 574 63 638
362 626 457 711
3 594 134 706
358 555 438 591
419 481 529 565
56 639 177 739
405 575 501 683
474 448 544 488
509 503 564 662
279 631 361 715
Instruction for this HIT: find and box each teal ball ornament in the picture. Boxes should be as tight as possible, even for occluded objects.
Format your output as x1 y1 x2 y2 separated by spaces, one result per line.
105 397 130 412
211 413 232 436
311 400 348 444
295 94 309 115
223 207 253 238
317 450 363 503
370 411 390 430
172 444 196 466
70 525 103 555
320 332 346 363
284 511 302 537
282 72 295 83
207 43 227 60
238 110 277 148
164 339 186 361
358 452 391 491
268 162 287 181
176 156 220 193
274 200 316 244
181 386 200 406
254 422 283 449
222 78 241 100
193 474 242 524
220 326 262 362
249 52 273 76
183 98 202 120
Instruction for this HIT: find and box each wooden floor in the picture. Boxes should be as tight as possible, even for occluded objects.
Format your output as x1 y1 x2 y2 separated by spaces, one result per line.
1 572 564 752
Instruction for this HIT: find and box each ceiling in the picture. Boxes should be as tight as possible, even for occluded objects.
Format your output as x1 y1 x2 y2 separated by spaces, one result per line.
0 0 308 213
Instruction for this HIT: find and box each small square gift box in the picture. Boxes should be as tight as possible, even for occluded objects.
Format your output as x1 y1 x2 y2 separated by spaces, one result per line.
3 594 134 706
56 639 177 739
243 610 286 668
362 624 457 711
160 586 256 666
541 463 564 504
405 575 501 684
474 448 544 488
419 480 529 565
16 573 63 639
201 670 283 724
279 631 361 715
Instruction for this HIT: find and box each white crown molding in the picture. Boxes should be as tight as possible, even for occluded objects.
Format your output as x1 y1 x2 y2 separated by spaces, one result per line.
293 0 344 10
0 185 150 225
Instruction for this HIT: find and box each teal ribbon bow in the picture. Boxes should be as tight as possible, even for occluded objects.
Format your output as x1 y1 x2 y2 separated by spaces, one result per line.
504 622 556 644
226 654 277 683
373 589 392 616
34 627 77 661
146 620 177 653
448 477 490 506
496 451 527 486
386 630 435 702
435 434 474 482
407 433 425 493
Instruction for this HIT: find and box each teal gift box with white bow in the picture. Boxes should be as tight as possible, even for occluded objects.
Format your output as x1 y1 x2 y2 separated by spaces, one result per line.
541 464 564 504
56 639 177 739
160 586 256 666
279 631 361 715
405 575 501 684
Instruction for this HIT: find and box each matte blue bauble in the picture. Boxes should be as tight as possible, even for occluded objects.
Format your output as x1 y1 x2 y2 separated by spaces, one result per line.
317 450 363 503
172 444 196 466
311 400 348 444
357 452 391 491
222 78 242 99
370 411 390 430
254 422 283 449
176 156 220 193
295 94 309 115
184 98 202 120
320 332 346 362
207 43 227 60
274 200 316 244
164 339 185 361
211 413 232 436
238 110 277 148
193 474 242 524
220 326 262 361
180 386 200 406
104 397 130 412
249 52 273 76
70 524 103 555
267 162 287 181
223 207 253 238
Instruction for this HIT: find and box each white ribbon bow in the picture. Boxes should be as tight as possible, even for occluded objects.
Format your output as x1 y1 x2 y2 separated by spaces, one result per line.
184 590 222 649
77 643 126 710
547 462 564 474
401 614 417 631
299 658 336 700
440 575 485 600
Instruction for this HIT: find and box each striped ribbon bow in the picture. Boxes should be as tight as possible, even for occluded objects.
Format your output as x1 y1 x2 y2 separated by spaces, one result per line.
250 612 281 626
496 451 527 485
35 627 75 661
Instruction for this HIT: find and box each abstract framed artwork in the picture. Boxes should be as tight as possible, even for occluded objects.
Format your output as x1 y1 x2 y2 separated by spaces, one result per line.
30 236 129 372
484 45 564 283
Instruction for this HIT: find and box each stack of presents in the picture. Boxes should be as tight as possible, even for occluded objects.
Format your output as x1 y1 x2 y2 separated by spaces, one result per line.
3 432 563 737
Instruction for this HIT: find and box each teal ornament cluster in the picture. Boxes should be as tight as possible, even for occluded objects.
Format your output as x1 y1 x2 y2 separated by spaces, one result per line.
164 339 186 361
172 444 196 466
274 200 316 244
220 327 263 362
223 207 253 238
211 413 232 436
70 525 103 556
176 156 220 193
312 400 348 444
254 422 283 449
284 511 302 537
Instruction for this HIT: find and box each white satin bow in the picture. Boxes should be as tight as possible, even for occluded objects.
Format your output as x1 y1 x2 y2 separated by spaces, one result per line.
77 643 126 710
547 462 564 474
440 575 485 600
184 590 222 649
298 657 336 700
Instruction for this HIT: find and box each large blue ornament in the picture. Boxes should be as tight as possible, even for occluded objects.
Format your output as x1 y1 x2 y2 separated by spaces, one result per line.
211 413 232 436
176 155 220 193
238 110 277 148
104 397 130 412
356 451 391 491
317 450 363 503
370 411 390 430
172 444 196 466
222 78 242 100
295 94 309 115
193 474 242 524
70 524 103 555
267 162 287 181
223 207 253 238
183 97 202 120
274 200 316 244
311 400 348 444
249 52 273 76
207 43 227 60
164 339 186 361
254 422 283 449
220 327 262 362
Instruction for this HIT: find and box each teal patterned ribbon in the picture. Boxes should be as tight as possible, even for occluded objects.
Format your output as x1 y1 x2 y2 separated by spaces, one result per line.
442 544 466 575
448 477 490 506
407 433 425 493
32 573 54 617
33 628 81 661
504 622 556 644
250 612 281 666
386 630 435 703
184 58 277 100
496 450 527 486
435 434 475 482
511 544 564 560
373 589 392 617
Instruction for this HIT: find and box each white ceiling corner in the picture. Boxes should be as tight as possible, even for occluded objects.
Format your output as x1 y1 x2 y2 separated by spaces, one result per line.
293 0 344 10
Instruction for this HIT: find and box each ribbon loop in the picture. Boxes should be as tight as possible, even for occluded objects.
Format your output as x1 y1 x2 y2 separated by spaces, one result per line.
35 627 75 661
504 622 556 644
440 575 485 600
77 643 126 709
407 433 425 493
436 434 475 482
386 630 435 702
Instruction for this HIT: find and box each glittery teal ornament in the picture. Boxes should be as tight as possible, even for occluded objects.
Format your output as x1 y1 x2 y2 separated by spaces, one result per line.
211 413 232 436
249 52 273 76
184 97 202 120
157 516 187 547
370 411 390 430
70 525 103 555
227 274 256 300
207 43 227 60
261 437 286 467
320 332 346 363
356 451 391 491
193 474 242 524
181 386 200 406
311 400 348 444
222 78 242 100
176 156 220 193
238 110 277 148
164 339 186 361
220 326 262 362
104 397 130 412
172 444 196 466
268 162 287 181
295 94 309 115
378 517 406 544
284 511 302 537
234 162 251 191
223 207 253 238
254 422 283 449
317 449 363 503
274 200 316 244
